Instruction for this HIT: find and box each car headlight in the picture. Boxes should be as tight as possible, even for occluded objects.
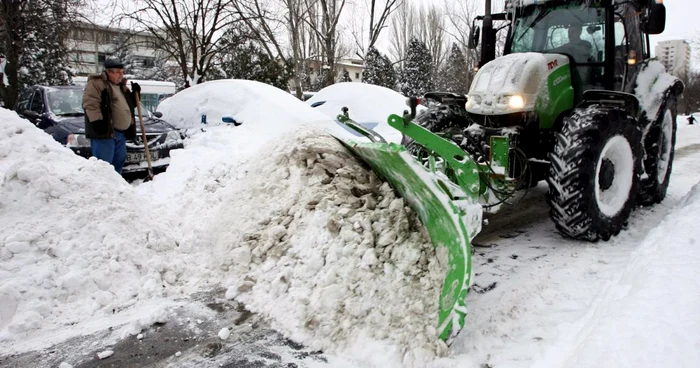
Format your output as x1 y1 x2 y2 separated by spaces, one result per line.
66 133 90 148
166 130 182 143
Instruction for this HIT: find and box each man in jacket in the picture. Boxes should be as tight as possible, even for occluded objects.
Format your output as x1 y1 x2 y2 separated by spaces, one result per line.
82 58 141 174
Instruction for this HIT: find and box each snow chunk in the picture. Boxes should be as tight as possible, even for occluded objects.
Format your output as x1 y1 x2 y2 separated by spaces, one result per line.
218 327 231 340
96 350 114 360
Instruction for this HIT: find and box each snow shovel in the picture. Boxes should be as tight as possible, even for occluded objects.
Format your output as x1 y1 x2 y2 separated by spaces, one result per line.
133 84 154 180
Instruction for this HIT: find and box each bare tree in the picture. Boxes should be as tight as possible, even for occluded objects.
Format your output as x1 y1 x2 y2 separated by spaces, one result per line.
304 0 348 87
121 0 243 88
444 0 479 72
388 0 416 65
351 0 403 58
416 3 447 72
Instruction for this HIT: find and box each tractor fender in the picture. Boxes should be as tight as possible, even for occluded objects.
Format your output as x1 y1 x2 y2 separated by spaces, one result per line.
634 60 684 125
578 90 640 119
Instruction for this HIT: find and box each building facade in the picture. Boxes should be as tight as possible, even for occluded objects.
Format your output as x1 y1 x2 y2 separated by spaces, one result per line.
655 40 691 78
305 58 366 85
67 23 161 76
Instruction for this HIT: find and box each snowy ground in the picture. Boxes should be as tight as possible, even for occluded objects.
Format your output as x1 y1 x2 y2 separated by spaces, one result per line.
1 81 700 368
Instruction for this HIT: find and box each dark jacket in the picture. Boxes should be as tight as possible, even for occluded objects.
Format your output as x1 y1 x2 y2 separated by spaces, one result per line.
82 72 137 140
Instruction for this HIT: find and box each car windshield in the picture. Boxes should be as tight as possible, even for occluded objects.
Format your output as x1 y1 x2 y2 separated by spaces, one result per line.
510 4 606 63
47 88 84 116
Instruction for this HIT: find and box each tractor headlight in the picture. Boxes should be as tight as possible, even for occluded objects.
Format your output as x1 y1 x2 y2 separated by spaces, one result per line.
498 95 526 110
507 95 525 109
465 94 482 109
66 133 90 148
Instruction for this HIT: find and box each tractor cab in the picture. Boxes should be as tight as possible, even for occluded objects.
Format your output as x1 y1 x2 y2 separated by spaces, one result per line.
469 0 667 119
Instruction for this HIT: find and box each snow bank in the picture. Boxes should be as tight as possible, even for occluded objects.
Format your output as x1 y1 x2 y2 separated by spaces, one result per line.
306 82 424 143
156 79 335 132
532 182 700 368
0 109 200 343
200 130 449 365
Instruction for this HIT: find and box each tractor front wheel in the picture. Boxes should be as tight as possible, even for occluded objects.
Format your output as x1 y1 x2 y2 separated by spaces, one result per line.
547 105 643 241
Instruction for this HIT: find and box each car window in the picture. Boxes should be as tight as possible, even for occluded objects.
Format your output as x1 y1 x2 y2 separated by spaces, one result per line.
29 90 45 114
16 89 33 112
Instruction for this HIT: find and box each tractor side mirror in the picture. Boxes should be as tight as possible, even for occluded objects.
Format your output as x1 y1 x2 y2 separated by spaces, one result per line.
468 25 481 49
642 2 666 35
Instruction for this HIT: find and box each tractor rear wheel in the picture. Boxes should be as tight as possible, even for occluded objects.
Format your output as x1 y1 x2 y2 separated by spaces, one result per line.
638 95 677 205
547 105 643 241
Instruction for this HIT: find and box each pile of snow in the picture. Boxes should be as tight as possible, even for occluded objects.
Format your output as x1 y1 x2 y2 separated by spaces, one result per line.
196 130 449 365
156 79 337 133
0 109 206 342
306 82 424 143
533 182 700 368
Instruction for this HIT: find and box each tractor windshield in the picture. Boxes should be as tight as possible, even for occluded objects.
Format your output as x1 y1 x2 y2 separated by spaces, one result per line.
511 4 606 64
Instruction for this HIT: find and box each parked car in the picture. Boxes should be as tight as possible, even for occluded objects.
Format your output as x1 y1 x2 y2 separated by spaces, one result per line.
14 85 185 174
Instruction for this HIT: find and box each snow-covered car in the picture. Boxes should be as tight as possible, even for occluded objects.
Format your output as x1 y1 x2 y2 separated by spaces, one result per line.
305 82 426 143
156 79 343 135
14 85 185 174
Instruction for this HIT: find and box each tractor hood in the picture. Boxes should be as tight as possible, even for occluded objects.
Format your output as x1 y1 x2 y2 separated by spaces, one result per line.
466 52 555 115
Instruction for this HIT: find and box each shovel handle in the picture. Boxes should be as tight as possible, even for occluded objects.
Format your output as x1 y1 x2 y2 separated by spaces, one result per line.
135 90 154 179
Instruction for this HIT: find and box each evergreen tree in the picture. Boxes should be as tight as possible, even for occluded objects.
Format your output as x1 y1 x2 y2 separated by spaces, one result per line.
439 43 471 95
340 68 351 83
362 46 396 89
398 38 433 97
110 34 144 79
145 57 185 89
0 0 75 105
311 66 331 91
211 28 292 90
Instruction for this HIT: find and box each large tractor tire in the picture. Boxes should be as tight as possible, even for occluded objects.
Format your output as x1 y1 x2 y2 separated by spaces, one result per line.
547 105 643 241
638 95 677 205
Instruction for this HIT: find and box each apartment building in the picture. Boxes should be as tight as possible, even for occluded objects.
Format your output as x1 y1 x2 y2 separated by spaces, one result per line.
655 39 691 78
67 23 161 76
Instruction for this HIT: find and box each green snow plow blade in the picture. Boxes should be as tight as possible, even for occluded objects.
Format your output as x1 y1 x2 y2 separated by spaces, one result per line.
334 112 486 343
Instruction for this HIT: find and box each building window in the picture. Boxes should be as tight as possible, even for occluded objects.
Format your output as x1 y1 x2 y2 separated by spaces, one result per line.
355 72 360 79
98 52 113 64
144 58 155 68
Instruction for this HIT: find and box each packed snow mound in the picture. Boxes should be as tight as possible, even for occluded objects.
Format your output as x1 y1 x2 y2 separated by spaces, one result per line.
0 109 199 341
306 82 425 143
205 129 449 365
156 79 341 134
534 182 700 368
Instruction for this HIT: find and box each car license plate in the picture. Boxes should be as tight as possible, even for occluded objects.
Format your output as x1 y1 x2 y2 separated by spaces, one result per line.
127 150 159 164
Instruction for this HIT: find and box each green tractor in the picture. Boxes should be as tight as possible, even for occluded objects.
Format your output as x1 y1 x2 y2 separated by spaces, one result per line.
334 0 682 345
